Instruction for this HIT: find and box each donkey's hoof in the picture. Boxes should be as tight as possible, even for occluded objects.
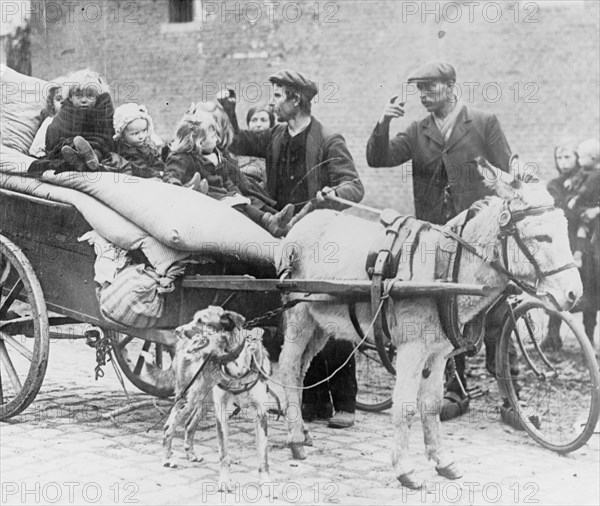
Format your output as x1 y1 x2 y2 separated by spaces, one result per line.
436 462 463 480
397 472 424 489
290 443 307 460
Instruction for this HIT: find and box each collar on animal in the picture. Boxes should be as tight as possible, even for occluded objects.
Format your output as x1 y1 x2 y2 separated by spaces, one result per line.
435 208 486 356
217 350 264 394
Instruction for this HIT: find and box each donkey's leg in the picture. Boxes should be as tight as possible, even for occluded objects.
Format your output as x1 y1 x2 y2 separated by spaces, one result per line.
392 341 427 489
279 304 327 459
418 349 463 480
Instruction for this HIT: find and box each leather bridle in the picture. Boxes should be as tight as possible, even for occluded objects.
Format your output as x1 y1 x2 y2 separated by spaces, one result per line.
441 202 578 297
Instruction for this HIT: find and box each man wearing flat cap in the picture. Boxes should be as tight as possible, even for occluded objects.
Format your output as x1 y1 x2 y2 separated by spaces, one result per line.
225 69 365 429
367 62 513 422
228 69 364 225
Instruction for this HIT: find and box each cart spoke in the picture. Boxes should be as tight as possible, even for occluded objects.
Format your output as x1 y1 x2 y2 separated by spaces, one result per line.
0 258 10 285
0 366 4 404
155 343 163 368
0 315 35 332
133 340 152 376
0 341 23 392
0 332 33 361
0 279 24 319
116 335 134 349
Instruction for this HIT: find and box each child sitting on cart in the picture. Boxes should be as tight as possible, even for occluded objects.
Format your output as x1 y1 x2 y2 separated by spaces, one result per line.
163 111 294 237
29 78 65 158
109 103 165 179
28 69 114 175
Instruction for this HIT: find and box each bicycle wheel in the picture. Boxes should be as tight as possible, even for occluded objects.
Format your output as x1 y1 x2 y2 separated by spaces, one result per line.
355 342 394 412
498 299 600 453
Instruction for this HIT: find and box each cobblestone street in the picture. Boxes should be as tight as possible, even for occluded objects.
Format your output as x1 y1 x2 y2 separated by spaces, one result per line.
1 338 598 506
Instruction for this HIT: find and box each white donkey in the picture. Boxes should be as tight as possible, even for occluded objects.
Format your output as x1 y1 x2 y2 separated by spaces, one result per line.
277 161 582 488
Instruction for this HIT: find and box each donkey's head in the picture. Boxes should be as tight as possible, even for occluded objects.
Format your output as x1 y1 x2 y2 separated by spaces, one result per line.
475 158 582 310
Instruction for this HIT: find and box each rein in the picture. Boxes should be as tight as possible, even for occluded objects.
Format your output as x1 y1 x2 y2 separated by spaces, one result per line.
436 202 577 298
434 201 577 354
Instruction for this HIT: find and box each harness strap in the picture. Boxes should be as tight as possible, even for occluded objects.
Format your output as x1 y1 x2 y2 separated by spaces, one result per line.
371 212 410 345
174 352 213 404
435 209 487 354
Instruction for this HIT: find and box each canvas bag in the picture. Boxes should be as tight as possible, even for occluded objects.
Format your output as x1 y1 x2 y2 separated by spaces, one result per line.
99 262 186 328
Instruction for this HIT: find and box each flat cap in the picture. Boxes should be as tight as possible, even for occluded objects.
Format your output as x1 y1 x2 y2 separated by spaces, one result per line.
269 69 318 101
407 62 456 83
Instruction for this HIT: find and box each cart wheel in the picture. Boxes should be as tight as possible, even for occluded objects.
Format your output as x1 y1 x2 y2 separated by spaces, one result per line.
356 342 395 412
108 332 175 398
0 235 50 420
498 299 600 453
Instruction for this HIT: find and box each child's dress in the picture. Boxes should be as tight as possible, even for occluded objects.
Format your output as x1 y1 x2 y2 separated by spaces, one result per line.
164 149 240 200
114 138 165 179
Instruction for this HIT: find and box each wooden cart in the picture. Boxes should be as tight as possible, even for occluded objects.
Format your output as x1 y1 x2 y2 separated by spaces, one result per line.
1 187 597 454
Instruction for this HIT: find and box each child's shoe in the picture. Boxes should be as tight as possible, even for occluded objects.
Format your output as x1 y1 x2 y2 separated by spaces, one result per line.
73 136 100 171
183 173 202 191
262 204 295 237
60 146 86 171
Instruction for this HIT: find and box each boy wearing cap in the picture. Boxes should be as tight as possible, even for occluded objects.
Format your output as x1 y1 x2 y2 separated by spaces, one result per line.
367 62 513 422
224 69 365 428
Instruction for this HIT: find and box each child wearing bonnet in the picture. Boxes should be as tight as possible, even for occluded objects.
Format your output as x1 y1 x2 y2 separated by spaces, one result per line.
112 103 165 179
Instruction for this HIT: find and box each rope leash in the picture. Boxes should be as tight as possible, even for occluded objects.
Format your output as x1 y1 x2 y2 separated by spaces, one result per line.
251 297 388 391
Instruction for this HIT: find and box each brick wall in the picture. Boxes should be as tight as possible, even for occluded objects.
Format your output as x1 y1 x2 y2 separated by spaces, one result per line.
29 0 599 214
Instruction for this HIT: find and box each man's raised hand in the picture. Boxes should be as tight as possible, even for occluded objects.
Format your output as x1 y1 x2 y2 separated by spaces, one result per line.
379 95 406 125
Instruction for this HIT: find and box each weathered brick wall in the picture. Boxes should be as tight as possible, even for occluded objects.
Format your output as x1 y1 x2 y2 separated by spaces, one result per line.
30 0 599 214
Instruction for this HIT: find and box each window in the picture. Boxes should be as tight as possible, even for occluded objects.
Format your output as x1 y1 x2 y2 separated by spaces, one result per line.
162 0 203 33
169 0 194 23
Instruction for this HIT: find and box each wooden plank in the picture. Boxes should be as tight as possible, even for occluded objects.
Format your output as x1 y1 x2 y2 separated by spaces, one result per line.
182 276 490 297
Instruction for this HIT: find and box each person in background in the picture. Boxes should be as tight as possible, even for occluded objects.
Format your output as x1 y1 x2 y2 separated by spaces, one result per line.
238 104 275 187
29 78 64 158
543 139 581 350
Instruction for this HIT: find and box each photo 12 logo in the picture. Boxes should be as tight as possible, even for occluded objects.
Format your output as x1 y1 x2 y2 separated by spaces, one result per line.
201 1 341 24
1 1 142 25
400 1 540 24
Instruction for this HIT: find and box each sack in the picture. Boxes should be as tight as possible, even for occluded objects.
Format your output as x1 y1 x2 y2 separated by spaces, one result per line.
99 263 185 328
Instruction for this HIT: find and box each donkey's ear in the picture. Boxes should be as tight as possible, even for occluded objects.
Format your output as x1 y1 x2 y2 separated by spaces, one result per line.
475 156 519 199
